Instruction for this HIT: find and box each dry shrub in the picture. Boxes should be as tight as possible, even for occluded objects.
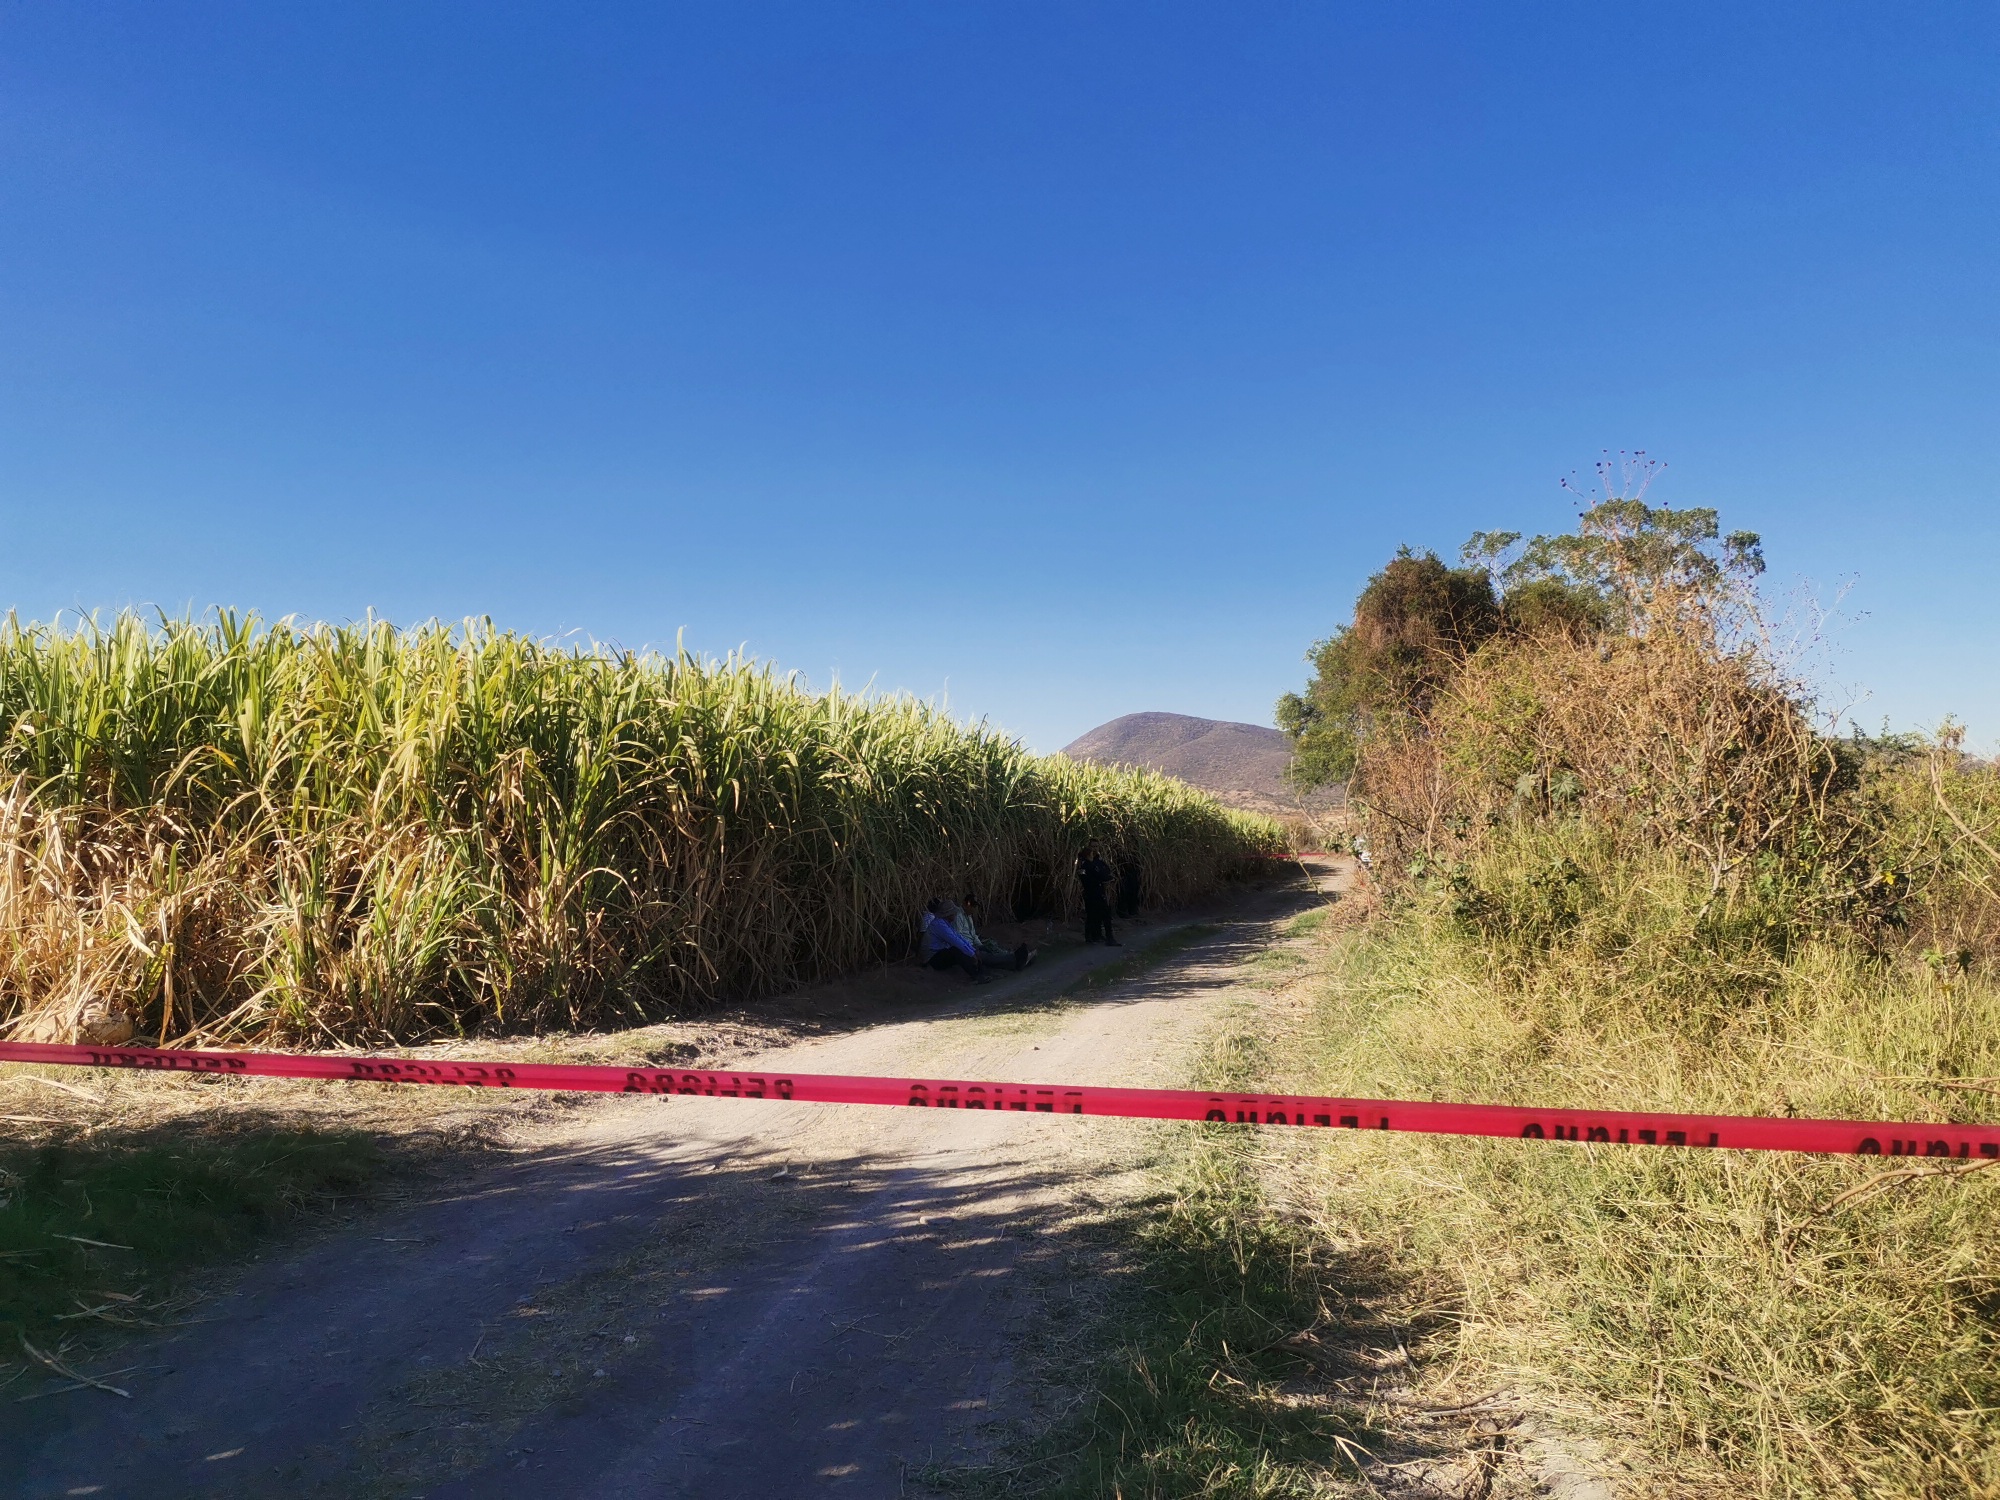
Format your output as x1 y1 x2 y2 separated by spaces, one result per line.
1302 579 2000 1492
0 785 254 1044
1358 615 1845 890
1267 490 2000 1489
1862 736 2000 967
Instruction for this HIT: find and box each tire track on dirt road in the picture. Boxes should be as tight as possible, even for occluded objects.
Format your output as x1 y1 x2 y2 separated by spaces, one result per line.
6 884 1328 1499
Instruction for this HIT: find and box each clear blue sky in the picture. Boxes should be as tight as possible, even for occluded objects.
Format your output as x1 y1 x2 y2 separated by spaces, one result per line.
2 3 1995 752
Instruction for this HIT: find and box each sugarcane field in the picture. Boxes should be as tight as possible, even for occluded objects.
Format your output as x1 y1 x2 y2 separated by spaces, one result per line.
4 8 1999 1498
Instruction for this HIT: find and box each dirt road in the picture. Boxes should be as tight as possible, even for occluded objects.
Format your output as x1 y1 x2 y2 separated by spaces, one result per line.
7 881 1329 1499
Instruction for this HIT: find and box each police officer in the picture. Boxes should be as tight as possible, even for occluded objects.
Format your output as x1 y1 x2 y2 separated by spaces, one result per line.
1076 845 1121 946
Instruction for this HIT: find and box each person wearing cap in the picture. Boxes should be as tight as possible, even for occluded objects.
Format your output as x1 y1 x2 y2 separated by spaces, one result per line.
919 897 991 982
1076 845 1121 946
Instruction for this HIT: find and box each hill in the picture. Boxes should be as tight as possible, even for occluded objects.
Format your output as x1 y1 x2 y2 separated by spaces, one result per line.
1060 712 1341 821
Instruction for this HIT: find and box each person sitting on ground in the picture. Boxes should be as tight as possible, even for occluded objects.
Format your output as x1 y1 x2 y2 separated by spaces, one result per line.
919 897 991 983
955 893 1035 972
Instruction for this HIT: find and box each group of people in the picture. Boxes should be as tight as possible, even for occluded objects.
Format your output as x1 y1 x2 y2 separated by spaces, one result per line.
918 846 1145 984
917 894 1036 984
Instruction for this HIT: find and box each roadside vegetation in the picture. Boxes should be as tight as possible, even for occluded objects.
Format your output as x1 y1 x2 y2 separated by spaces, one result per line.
1024 1131 1373 1499
1 1118 387 1389
1257 458 2000 1495
941 1002 1372 1500
0 612 1280 1046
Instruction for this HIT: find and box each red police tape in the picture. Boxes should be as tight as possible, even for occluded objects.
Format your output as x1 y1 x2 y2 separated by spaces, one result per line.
2 1039 1997 1159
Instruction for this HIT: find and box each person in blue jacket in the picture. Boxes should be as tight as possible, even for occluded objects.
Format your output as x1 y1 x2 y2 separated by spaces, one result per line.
919 897 991 982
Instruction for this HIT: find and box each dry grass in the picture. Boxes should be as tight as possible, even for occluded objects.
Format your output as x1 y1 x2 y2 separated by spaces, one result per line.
1255 835 2000 1498
1357 620 1846 898
1263 575 2000 1492
0 612 1282 1045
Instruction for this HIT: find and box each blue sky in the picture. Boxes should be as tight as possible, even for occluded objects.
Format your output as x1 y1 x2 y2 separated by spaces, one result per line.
2 2 1995 752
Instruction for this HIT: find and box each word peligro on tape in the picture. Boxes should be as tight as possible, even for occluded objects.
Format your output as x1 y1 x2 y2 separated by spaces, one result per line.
2 1042 1997 1159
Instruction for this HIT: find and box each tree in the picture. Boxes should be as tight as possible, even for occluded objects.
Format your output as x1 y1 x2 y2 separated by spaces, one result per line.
1278 457 1766 791
1463 455 1763 637
1277 549 1499 789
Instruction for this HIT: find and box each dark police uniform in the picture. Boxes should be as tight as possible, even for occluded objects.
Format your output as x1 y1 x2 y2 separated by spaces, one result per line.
1077 853 1118 944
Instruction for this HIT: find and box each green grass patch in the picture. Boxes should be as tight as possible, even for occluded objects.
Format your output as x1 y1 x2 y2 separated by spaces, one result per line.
1267 830 2000 1496
1278 908 1331 940
1031 1143 1371 1498
942 1128 1377 1500
1248 948 1308 982
1 1124 387 1355
940 1022 1403 1499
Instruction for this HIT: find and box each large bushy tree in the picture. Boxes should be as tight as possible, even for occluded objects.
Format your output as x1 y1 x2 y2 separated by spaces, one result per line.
1275 548 1499 787
1466 497 1763 637
1279 488 1764 791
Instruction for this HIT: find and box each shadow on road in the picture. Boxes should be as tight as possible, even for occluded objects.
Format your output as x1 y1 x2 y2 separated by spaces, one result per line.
3 864 1362 1499
7 1113 1150 1496
679 866 1336 1049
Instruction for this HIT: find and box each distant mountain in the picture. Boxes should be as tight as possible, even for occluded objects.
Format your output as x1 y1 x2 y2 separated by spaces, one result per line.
1060 712 1341 818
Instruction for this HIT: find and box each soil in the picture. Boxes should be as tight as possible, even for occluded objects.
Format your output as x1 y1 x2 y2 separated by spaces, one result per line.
1 861 1611 1499
0 882 1306 1497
